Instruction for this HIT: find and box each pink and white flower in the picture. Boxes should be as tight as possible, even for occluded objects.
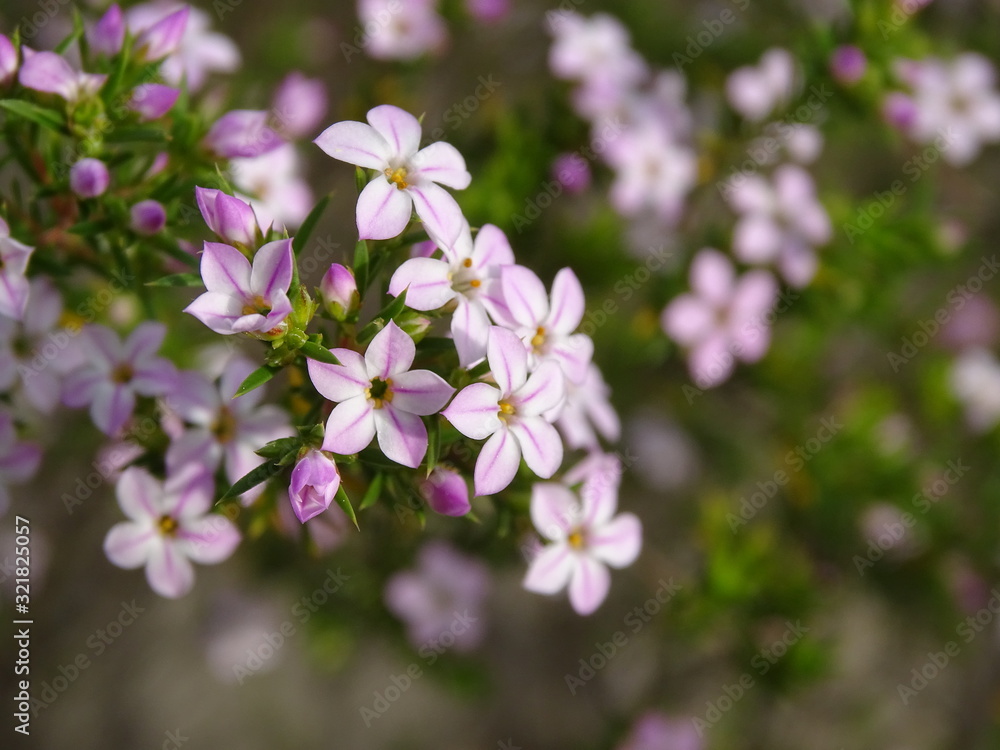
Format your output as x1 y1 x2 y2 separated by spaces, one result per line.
288 450 341 523
419 466 471 516
726 164 831 287
388 222 514 366
229 144 314 230
523 461 641 615
315 104 471 242
550 363 620 451
18 50 106 102
103 465 240 598
442 327 565 496
307 321 455 468
500 266 594 384
204 110 284 160
62 323 177 435
0 217 34 321
272 72 327 140
661 249 778 388
726 48 797 122
358 0 448 61
195 188 262 247
184 239 294 337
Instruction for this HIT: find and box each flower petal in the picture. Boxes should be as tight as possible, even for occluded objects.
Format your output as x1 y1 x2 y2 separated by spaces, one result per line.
568 555 611 615
523 543 574 595
145 541 195 598
91 382 136 435
470 223 515 269
314 120 390 169
474 427 521 496
442 382 501 440
123 321 166 363
374 404 428 468
250 238 293 300
390 369 455 415
547 334 594 383
357 177 413 240
546 267 585 334
514 360 566 417
451 298 491 367
323 396 376 454
366 104 422 157
183 292 245 335
509 417 563 479
501 265 549 328
365 320 415 379
116 466 162 521
589 513 642 569
408 182 465 248
387 257 455 310
307 354 368 403
104 522 156 569
487 326 528 395
412 141 471 189
201 241 252 298
177 515 241 564
530 482 578 541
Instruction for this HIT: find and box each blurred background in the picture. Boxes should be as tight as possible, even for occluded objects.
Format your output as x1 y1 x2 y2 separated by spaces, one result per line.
4 0 1000 748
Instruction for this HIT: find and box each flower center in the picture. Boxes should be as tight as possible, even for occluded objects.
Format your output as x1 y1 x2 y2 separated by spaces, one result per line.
385 167 410 191
242 295 272 316
498 400 516 421
157 514 179 537
450 257 483 295
211 406 237 444
366 377 394 409
530 326 547 350
568 528 586 550
111 363 134 384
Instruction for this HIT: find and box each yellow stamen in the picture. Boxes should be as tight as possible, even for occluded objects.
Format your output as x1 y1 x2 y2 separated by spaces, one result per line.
385 167 409 190
157 515 179 537
469 279 481 288
241 294 272 316
530 326 546 349
462 258 473 268
211 406 237 444
498 400 516 421
568 529 586 549
111 363 134 384
366 377 394 409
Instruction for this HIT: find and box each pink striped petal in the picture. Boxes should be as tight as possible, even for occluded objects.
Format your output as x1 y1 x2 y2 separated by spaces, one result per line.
409 182 465 248
661 294 715 346
116 466 162 521
18 51 78 99
390 369 455 415
523 543 574 595
146 541 195 598
365 321 415 379
513 360 565 417
589 513 642 568
487 326 528 395
442 382 501 440
474 427 521 496
250 239 293 300
323 396 376 454
83 324 123 367
568 555 610 615
61 369 105 408
374 404 428 468
690 249 735 306
366 104 422 157
546 268 585 334
387 257 455 310
470 224 515 269
501 265 549 328
357 177 413 240
509 417 563 479
123 321 166 363
412 141 471 189
177 515 241 563
547 334 594 383
452 298 491 367
201 242 252 297
314 120 391 170
308 354 369 403
184 292 245 335
91 382 135 435
104 522 156 569
530 482 578 541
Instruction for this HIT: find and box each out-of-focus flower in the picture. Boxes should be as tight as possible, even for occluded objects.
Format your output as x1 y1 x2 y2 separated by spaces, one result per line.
384 540 490 651
548 12 647 104
616 712 702 750
204 110 284 159
195 188 262 247
18 50 106 102
88 4 125 56
0 408 42 516
466 0 509 23
882 91 919 131
128 83 179 121
315 104 470 242
275 492 353 553
358 0 447 61
134 6 189 62
626 415 699 491
830 45 866 85
389 223 514 366
0 217 34 321
950 348 1000 432
726 164 831 287
127 2 240 91
726 48 797 122
165 357 293 502
661 249 778 388
69 158 111 199
230 144 313 230
307 321 455 468
289 450 341 523
62 323 177 435
272 72 327 139
443 327 565 496
500 265 593 383
419 466 471 516
551 363 620 450
130 200 166 235
184 239 294 337
0 278 74 412
103 465 240 598
941 295 1000 351
552 153 592 194
0 35 18 87
893 53 1000 166
523 463 641 615
320 263 359 321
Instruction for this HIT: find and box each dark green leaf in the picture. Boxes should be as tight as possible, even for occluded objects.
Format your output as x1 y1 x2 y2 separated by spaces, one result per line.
0 100 66 133
335 486 360 530
425 418 441 477
292 194 331 256
218 461 280 503
353 238 369 293
355 166 367 195
145 272 203 287
255 437 301 459
234 365 280 397
300 341 340 365
378 287 409 322
359 473 384 511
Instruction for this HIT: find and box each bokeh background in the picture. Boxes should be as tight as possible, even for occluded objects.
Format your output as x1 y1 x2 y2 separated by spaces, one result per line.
4 0 1000 748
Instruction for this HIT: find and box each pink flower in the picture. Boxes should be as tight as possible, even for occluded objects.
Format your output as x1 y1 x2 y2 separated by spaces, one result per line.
134 6 189 62
204 110 284 159
164 357 293 501
128 83 179 121
289 450 341 523
500 265 594 384
0 408 42 515
184 239 294 337
320 263 359 320
384 541 490 651
726 48 797 122
229 144 313 230
550 363 620 450
315 104 471 242
69 158 110 199
0 217 34 320
419 466 471 516
307 321 455 468
388 222 514 366
548 12 647 98
552 153 591 194
62 323 178 435
130 200 166 235
103 465 240 598
0 34 17 87
523 460 641 615
18 50 106 102
442 326 565 496
661 249 778 388
272 72 327 139
359 0 448 61
830 45 866 85
727 164 830 287
88 4 125 57
195 188 262 247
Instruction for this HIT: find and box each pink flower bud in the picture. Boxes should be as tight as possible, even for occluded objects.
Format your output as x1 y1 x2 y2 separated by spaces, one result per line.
883 91 918 131
419 467 471 516
320 263 359 320
135 6 189 63
830 45 866 85
289 450 341 523
70 158 110 198
204 110 284 159
0 34 17 87
195 187 260 246
88 4 125 57
129 83 179 122
130 200 166 235
272 72 327 139
552 152 591 193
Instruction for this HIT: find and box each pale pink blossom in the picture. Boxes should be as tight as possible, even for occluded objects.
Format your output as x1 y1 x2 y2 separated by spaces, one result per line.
230 144 314 230
726 48 797 122
359 0 448 61
288 449 341 523
18 50 106 102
